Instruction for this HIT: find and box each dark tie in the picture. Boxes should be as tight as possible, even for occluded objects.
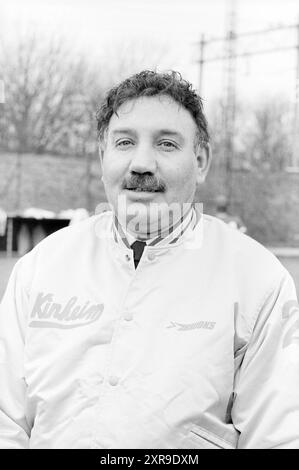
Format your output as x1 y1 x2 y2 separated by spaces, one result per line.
131 240 146 268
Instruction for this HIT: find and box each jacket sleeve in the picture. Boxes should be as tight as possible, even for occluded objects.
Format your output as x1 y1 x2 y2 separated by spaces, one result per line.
232 270 299 448
0 258 31 448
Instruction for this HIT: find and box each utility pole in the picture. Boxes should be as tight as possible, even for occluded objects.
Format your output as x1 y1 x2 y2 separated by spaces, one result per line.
223 0 237 209
196 17 299 192
198 34 206 96
291 19 299 168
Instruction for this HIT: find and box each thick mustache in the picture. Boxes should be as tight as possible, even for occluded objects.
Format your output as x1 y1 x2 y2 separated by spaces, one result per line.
123 174 166 192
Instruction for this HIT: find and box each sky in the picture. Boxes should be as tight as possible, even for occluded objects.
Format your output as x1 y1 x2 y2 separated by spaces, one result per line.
0 0 299 105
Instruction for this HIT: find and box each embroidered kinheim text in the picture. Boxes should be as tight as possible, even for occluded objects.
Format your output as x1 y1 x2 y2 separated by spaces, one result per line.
29 292 104 328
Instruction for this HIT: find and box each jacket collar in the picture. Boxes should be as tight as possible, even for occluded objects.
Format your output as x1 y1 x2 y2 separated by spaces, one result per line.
111 204 201 250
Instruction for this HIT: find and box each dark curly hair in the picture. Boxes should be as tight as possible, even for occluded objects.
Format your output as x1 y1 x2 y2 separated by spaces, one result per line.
96 70 210 146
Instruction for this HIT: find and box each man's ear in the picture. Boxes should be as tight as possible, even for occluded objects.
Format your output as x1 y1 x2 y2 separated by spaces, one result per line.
196 142 212 185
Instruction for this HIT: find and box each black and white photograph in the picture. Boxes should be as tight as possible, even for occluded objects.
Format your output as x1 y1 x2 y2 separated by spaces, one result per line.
0 0 299 451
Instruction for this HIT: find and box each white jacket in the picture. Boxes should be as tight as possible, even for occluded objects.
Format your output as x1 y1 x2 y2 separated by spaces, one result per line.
0 211 298 449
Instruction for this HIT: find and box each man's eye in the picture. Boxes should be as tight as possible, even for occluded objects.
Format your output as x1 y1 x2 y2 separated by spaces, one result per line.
159 141 178 150
116 140 133 147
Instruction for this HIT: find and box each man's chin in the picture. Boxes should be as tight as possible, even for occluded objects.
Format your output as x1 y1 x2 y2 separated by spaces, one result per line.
114 195 191 239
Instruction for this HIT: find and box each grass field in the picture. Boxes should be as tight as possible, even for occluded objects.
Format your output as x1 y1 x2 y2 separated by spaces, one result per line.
1 254 299 303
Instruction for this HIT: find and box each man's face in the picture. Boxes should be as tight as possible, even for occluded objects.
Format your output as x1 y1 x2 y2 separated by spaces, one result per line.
100 95 210 236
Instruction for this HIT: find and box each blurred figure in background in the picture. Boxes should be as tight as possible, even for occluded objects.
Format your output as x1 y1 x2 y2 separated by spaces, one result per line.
215 195 247 233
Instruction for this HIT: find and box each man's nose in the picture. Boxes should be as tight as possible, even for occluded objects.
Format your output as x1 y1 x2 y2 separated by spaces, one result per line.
128 144 157 174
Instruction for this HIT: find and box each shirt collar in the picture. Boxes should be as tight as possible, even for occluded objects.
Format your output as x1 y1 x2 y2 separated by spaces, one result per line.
112 204 201 249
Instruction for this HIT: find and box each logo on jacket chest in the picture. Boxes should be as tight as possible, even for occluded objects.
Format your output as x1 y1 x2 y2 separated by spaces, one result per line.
29 292 104 329
166 320 216 331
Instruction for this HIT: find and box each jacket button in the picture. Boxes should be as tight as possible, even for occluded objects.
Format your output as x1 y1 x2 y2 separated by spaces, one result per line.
147 253 156 261
108 376 119 386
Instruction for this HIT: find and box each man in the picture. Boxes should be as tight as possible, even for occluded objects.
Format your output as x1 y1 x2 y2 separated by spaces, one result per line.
0 70 298 449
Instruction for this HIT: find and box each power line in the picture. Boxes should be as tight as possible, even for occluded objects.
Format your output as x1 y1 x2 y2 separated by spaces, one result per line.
206 23 297 44
197 18 299 180
199 45 295 63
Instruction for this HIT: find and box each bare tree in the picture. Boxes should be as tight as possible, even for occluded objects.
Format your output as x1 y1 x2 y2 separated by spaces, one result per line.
244 99 292 171
97 37 176 90
208 97 292 173
0 33 105 156
0 33 174 157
